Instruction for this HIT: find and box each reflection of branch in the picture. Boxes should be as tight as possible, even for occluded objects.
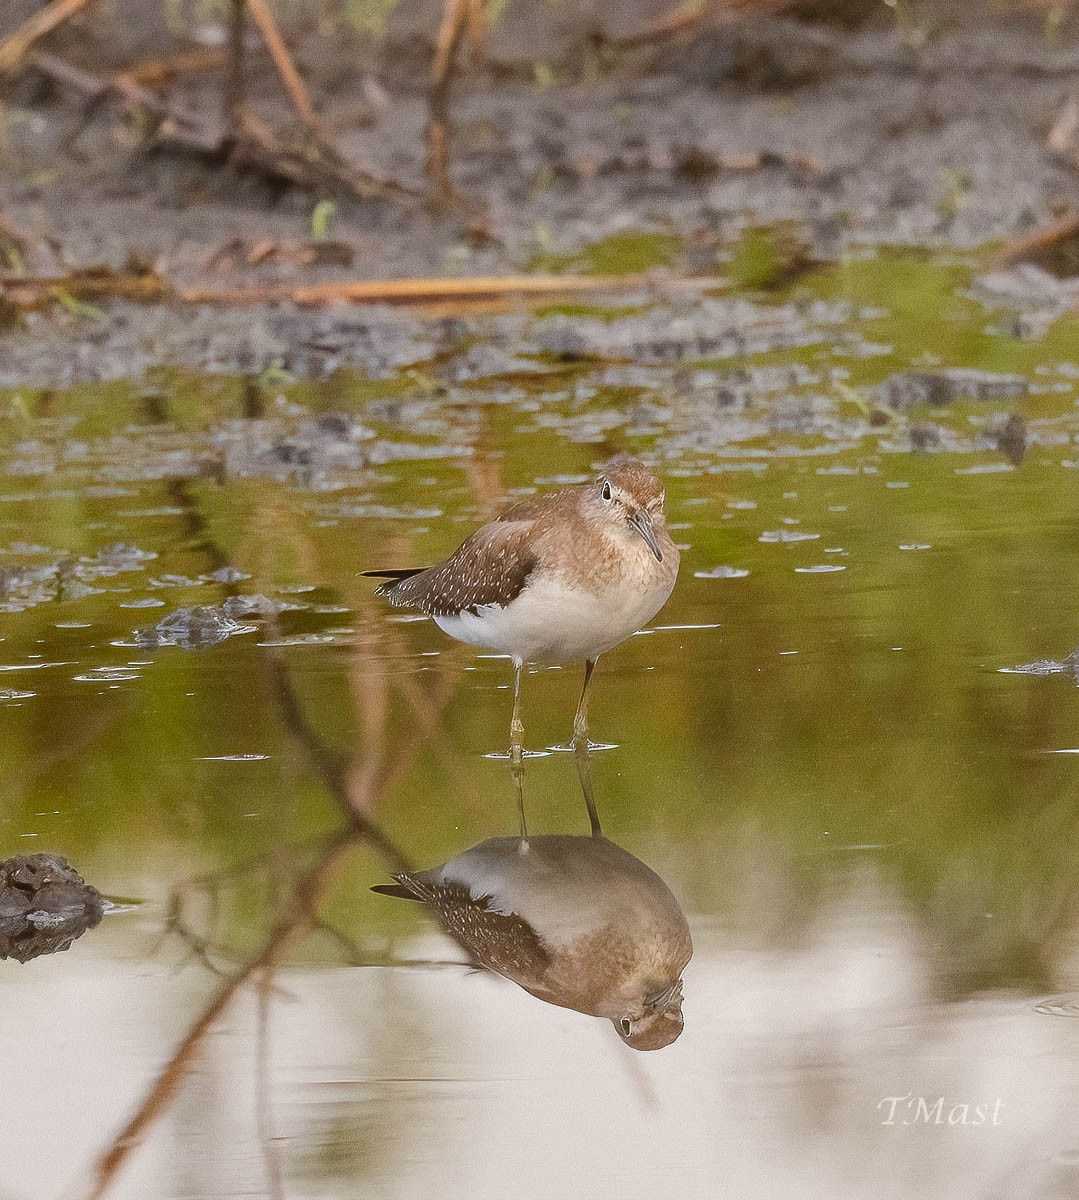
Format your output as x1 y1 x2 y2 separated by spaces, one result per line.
78 492 471 1200
255 966 285 1200
80 633 461 1197
82 825 359 1200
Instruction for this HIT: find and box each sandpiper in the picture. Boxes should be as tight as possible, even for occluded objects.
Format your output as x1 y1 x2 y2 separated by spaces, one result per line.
364 455 679 755
372 833 692 1050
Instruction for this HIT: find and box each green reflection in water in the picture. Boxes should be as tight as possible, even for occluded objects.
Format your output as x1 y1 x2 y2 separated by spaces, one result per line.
1 248 1079 1008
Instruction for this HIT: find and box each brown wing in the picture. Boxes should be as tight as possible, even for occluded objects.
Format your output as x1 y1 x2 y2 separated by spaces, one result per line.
372 520 537 617
391 874 552 981
494 492 564 523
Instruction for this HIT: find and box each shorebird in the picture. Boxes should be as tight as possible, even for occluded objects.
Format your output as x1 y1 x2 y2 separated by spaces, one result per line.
372 833 692 1050
363 455 679 755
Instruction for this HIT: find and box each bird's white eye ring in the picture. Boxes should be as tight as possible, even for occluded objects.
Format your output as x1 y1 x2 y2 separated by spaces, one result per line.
619 1017 632 1036
601 481 613 502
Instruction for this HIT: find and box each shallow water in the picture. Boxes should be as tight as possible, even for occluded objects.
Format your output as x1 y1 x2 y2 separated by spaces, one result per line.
6 248 1079 1198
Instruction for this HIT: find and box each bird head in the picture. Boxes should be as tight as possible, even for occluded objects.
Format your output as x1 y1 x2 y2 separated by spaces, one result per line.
613 976 685 1051
588 456 667 563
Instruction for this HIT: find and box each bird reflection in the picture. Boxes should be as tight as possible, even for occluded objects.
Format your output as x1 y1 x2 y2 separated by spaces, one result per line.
373 776 692 1051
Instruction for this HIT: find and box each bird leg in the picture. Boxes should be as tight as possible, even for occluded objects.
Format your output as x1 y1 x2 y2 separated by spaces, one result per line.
574 736 603 838
510 658 525 760
510 658 529 847
571 658 598 748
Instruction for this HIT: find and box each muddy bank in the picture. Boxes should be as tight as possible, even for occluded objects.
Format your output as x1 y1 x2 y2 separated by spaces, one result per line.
2 3 1079 384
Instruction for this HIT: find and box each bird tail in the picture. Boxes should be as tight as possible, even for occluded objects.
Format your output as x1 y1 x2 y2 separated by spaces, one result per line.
370 876 422 901
360 567 427 597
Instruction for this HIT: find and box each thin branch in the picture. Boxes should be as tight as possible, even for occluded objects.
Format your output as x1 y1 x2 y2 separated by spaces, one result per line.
175 272 714 305
245 0 334 146
601 0 801 50
226 0 246 127
113 47 230 88
26 51 418 202
0 0 101 76
425 0 472 205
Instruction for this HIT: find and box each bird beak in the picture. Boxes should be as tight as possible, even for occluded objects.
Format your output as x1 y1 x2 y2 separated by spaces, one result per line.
627 510 663 562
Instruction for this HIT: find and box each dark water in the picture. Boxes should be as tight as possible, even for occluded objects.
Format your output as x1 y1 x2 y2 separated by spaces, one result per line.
6 250 1079 1198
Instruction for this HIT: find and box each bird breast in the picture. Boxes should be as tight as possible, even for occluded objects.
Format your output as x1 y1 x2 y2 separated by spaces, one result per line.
433 548 677 663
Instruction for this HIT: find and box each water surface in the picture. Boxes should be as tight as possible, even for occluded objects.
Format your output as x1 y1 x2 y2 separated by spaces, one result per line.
5 249 1079 1199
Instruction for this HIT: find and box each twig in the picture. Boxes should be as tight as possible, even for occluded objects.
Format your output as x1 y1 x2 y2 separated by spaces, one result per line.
2 265 722 315
995 210 1079 270
226 0 246 126
601 0 800 50
176 271 715 306
465 0 489 64
114 47 230 88
426 0 472 205
28 51 418 202
0 266 167 310
244 0 334 147
0 0 101 76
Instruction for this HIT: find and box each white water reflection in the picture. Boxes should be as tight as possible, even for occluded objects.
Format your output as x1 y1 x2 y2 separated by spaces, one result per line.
4 872 1079 1200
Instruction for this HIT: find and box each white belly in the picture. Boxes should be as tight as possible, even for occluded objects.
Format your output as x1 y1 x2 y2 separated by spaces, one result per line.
433 573 674 663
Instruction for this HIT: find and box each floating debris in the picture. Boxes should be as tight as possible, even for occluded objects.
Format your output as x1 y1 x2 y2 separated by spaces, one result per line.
0 854 104 963
992 413 1027 466
1000 649 1079 683
133 605 259 650
81 542 158 574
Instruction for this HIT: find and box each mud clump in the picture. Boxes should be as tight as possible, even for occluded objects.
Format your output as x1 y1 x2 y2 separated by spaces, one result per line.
0 854 104 963
133 595 286 649
881 370 1029 411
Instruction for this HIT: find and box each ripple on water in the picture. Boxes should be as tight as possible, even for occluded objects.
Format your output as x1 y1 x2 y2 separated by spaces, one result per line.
759 530 820 543
256 634 340 647
0 661 74 672
198 754 271 762
1036 997 1079 1017
72 667 142 682
694 566 750 579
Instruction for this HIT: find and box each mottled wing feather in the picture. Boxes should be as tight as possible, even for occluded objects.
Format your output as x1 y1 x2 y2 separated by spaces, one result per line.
373 521 537 617
391 873 551 980
494 492 563 523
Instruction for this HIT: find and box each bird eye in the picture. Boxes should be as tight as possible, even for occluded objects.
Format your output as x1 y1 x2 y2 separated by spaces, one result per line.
619 1017 632 1036
601 481 613 502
